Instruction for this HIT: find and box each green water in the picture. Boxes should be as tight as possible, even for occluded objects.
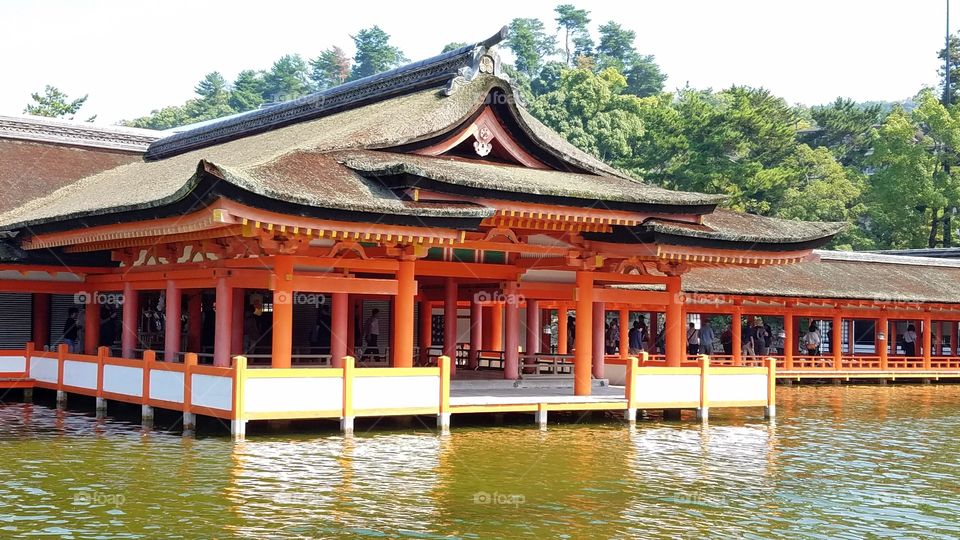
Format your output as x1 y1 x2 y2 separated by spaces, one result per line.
1 385 958 539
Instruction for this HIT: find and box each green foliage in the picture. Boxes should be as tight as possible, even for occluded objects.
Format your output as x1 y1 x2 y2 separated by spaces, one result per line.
623 54 666 97
596 22 636 69
350 26 407 80
263 54 311 102
806 98 883 167
23 85 88 119
229 70 265 112
310 46 351 90
441 42 469 54
505 18 557 77
554 4 591 66
938 34 960 104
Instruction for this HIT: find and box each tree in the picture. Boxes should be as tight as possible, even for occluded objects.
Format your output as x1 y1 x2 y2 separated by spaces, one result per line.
938 34 960 105
505 18 557 78
310 46 351 90
441 42 469 54
529 67 644 167
554 4 591 67
23 85 88 119
531 61 565 96
229 70 266 112
623 55 666 97
806 98 884 168
263 54 311 103
124 105 191 130
350 26 407 80
187 72 236 120
596 22 636 69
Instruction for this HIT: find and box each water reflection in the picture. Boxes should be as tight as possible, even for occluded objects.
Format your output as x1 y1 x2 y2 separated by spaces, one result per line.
0 385 958 538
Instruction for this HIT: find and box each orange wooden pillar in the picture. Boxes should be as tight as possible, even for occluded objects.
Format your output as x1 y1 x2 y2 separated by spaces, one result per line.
469 298 482 369
83 293 99 355
935 321 942 358
525 299 540 354
783 313 794 370
331 292 348 368
922 314 932 369
592 302 605 379
878 315 889 370
503 285 520 380
32 293 51 349
271 257 294 369
574 271 594 395
443 278 457 376
121 281 138 359
951 321 958 357
619 309 629 359
832 315 842 370
213 277 233 367
231 288 244 355
393 259 415 368
419 299 432 365
490 301 503 351
163 280 181 362
540 309 551 353
557 306 568 354
732 307 742 365
347 298 357 357
664 277 684 367
186 292 202 353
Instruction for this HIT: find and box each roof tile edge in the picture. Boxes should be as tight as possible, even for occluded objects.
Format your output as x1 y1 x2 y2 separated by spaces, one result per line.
0 114 161 152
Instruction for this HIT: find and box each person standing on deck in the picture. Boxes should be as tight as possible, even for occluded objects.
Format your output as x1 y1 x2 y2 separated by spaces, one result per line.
686 322 700 356
363 308 381 357
63 307 81 353
721 325 733 355
903 324 918 357
803 322 821 356
699 318 715 355
628 320 645 355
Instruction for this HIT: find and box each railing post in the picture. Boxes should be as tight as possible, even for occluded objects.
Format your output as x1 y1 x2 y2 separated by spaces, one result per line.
697 355 710 422
231 355 248 439
24 341 34 379
438 355 451 432
183 352 198 431
878 315 889 371
141 350 155 421
341 356 355 435
56 343 67 407
765 356 777 419
625 355 638 423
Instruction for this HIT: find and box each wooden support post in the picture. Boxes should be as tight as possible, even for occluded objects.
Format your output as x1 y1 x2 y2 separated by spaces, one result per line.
164 281 181 362
592 302 605 379
698 355 710 422
419 300 433 365
187 292 202 353
469 299 482 370
393 259 415 368
784 314 794 371
525 299 540 355
341 355 354 434
574 271 594 396
540 309 551 353
490 301 503 351
878 315 889 370
504 284 520 380
214 277 233 368
765 356 777 418
95 346 107 414
331 292 348 368
347 298 357 358
231 288 244 355
619 309 630 359
665 277 683 367
32 293 50 350
183 352 198 430
732 307 742 366
142 350 155 418
271 257 294 369
121 282 138 359
832 315 843 370
935 320 942 358
232 355 247 439
647 311 657 352
438 355 451 432
922 315 932 370
624 354 639 423
444 277 457 376
84 292 99 355
557 306 568 355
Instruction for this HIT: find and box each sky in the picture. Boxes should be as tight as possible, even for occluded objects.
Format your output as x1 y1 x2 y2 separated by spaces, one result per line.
1 0 957 125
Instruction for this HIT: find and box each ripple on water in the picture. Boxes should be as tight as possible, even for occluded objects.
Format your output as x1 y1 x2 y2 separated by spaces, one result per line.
0 385 958 538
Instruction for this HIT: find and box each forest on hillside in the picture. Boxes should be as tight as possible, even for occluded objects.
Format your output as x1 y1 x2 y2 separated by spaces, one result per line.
23 5 960 251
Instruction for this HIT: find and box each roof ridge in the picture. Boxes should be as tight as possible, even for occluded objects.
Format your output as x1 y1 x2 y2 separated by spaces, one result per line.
0 114 160 152
144 27 509 162
816 249 960 268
